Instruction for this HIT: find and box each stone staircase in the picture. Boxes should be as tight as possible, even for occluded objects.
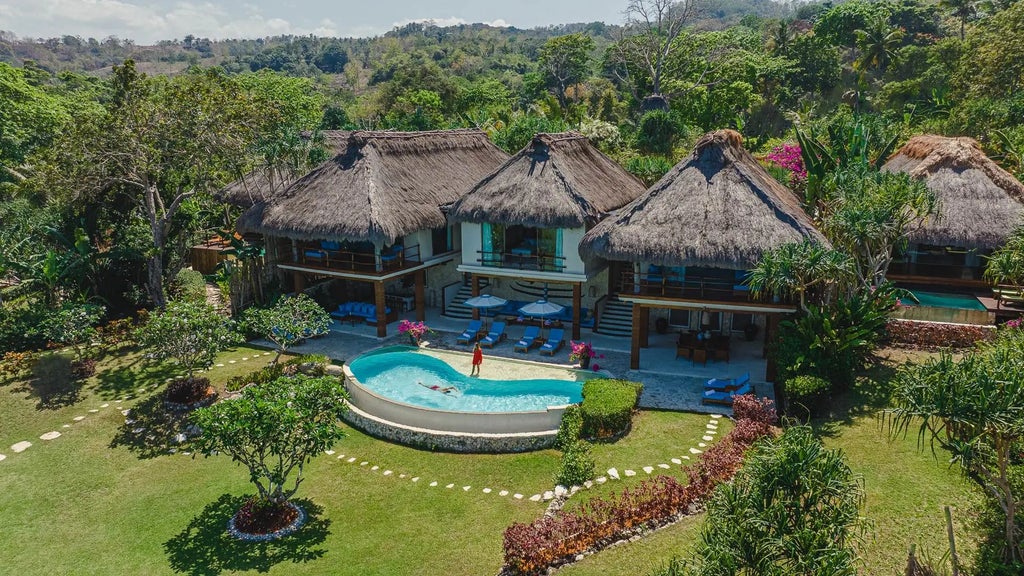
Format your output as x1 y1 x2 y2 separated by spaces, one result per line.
442 278 491 320
595 296 633 337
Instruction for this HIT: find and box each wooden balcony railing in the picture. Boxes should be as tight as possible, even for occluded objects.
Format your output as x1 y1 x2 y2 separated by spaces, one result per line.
297 243 421 274
477 250 565 273
619 271 761 304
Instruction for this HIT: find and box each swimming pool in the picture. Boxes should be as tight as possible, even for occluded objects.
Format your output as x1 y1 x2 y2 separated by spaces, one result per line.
347 348 583 412
900 290 987 311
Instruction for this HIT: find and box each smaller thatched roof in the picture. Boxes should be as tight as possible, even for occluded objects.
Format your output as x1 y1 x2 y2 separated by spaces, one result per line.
580 130 826 270
216 130 351 208
237 129 509 245
447 133 646 228
883 135 1024 250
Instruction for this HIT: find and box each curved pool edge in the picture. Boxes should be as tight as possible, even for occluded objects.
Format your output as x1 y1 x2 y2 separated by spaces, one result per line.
343 364 570 435
341 401 557 454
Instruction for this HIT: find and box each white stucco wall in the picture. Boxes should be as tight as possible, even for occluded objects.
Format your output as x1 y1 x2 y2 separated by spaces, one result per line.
460 222 483 266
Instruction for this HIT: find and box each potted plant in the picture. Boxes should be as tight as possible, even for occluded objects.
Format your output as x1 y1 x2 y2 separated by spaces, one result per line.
398 319 431 345
569 341 602 369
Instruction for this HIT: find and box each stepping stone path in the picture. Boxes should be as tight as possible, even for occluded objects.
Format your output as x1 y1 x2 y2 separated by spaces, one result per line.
383 470 392 476
698 442 707 448
411 477 419 483
100 403 109 408
39 432 61 441
658 463 670 469
596 476 607 484
446 484 455 489
62 424 70 428
702 436 713 441
463 486 471 491
514 494 523 499
624 469 636 477
482 488 492 494
529 494 541 502
429 481 437 487
347 458 356 463
671 458 682 465
689 448 702 454
542 491 554 501
216 364 225 367
607 468 620 480
325 450 335 455
11 441 31 453
499 490 509 496
73 416 85 421
0 454 5 462
642 466 654 474
371 465 379 471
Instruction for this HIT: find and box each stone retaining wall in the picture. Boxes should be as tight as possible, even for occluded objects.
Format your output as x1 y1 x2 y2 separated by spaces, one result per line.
342 402 556 453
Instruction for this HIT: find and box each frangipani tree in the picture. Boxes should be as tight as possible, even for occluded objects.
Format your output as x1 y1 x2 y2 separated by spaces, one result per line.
191 374 348 507
136 299 239 378
241 294 331 363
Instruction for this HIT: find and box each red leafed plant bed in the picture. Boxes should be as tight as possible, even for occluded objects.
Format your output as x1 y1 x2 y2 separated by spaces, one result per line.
228 498 307 541
164 376 216 410
70 359 98 379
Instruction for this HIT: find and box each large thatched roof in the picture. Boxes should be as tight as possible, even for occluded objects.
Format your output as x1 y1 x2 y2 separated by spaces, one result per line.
236 130 509 245
580 130 826 270
216 130 351 208
447 133 646 228
883 135 1024 250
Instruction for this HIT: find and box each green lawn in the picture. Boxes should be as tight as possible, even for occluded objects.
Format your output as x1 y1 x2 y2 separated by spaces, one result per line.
0 345 714 576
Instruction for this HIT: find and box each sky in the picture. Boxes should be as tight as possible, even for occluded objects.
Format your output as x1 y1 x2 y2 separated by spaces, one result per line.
0 0 629 43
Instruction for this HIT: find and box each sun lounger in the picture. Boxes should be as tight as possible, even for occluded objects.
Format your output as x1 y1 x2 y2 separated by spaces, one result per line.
539 328 565 356
456 320 483 345
701 382 753 406
514 326 541 353
704 372 750 392
480 322 507 348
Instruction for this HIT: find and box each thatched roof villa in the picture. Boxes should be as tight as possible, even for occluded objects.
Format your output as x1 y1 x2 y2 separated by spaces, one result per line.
580 129 825 370
883 135 1024 288
237 129 510 336
447 132 646 339
217 130 351 208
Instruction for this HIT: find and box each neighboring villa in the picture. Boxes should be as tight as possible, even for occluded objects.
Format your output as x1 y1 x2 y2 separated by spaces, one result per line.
580 130 827 373
446 132 647 340
236 129 510 336
883 135 1024 320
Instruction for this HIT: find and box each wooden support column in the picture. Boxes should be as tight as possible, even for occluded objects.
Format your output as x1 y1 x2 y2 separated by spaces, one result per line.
414 269 426 322
374 281 387 338
470 274 481 320
764 314 781 383
293 271 306 294
572 283 582 340
630 304 642 370
639 306 650 348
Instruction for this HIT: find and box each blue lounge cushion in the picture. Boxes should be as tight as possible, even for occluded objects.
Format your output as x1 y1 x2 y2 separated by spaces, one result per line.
321 240 341 251
304 249 325 259
457 320 483 344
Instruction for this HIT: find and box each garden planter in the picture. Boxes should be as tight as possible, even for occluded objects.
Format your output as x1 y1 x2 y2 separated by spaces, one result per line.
580 356 591 369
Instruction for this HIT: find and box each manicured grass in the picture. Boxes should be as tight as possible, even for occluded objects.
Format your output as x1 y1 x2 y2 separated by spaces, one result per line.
0 344 712 576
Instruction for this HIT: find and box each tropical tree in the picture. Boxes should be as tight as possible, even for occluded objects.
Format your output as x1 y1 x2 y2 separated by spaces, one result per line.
537 33 595 109
48 61 268 308
941 0 977 40
748 240 856 312
607 0 706 106
985 225 1024 290
191 374 348 514
889 329 1024 563
854 14 905 72
240 293 331 363
43 302 105 364
684 426 865 575
136 299 238 378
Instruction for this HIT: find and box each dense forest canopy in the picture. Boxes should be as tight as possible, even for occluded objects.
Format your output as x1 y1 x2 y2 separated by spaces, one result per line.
1 0 1023 334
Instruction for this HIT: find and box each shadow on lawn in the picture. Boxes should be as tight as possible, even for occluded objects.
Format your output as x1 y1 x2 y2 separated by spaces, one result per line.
18 353 81 410
109 393 195 459
807 352 904 439
94 360 177 400
164 495 330 576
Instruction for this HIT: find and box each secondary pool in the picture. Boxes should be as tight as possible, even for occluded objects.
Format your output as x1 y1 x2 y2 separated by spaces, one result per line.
347 348 583 413
900 290 987 311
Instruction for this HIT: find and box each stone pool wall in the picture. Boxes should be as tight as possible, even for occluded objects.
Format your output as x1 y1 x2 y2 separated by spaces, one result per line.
342 402 557 453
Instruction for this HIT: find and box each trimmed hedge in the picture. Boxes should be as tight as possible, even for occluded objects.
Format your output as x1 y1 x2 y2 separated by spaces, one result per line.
171 268 208 303
555 440 595 488
885 318 996 349
555 404 583 450
580 379 643 439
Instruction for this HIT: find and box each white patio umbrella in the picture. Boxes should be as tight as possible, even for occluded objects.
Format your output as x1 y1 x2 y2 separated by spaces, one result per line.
463 294 508 327
517 299 564 318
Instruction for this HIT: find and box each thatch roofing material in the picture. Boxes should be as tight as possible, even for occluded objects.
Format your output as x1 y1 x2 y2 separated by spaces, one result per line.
883 135 1024 250
580 129 826 270
237 130 509 245
217 130 351 208
447 133 646 228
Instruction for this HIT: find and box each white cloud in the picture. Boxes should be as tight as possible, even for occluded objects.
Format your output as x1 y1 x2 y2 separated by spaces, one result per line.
3 0 348 42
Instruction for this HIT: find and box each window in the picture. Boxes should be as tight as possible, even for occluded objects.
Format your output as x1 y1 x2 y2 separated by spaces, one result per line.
669 309 692 327
481 223 504 266
431 225 452 255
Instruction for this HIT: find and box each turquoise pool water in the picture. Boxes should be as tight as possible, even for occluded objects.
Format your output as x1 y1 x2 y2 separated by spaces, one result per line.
347 349 583 412
900 290 986 311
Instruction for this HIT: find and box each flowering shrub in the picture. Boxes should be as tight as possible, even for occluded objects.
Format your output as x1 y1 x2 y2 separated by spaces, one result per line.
398 320 431 341
885 319 997 349
568 341 598 362
765 143 807 185
503 396 778 575
1006 318 1023 330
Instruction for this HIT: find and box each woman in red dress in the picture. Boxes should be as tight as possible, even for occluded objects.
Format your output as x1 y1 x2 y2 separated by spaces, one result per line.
471 342 483 376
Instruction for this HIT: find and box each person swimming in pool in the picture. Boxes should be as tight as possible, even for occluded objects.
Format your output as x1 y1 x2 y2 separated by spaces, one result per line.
418 381 457 394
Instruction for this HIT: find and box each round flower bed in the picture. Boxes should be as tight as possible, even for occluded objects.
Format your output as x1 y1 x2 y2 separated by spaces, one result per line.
227 499 306 542
164 376 218 412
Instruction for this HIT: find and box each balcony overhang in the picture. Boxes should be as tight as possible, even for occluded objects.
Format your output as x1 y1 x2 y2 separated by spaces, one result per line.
618 295 797 314
281 252 458 282
457 264 589 284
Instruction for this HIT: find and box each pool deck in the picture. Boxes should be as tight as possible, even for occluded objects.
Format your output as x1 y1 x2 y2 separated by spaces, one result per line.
261 308 774 415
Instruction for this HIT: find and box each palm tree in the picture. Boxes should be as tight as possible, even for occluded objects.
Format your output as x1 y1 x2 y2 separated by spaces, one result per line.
854 15 904 72
941 0 977 40
766 19 793 53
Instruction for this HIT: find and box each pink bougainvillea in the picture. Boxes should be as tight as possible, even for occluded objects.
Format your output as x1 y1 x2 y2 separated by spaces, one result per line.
765 143 807 184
